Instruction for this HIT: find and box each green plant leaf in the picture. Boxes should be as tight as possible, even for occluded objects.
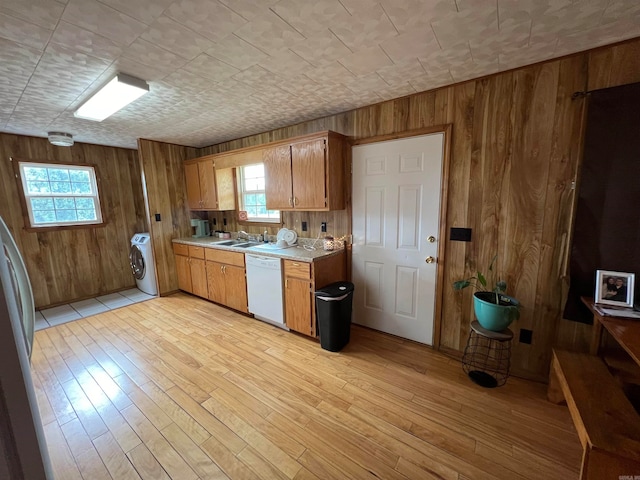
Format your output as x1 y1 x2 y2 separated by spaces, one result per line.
495 280 507 292
477 272 487 288
488 254 497 272
453 280 471 290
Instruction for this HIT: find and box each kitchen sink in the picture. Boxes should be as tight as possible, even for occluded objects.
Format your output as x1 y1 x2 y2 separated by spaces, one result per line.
214 240 242 246
214 240 259 248
233 242 260 248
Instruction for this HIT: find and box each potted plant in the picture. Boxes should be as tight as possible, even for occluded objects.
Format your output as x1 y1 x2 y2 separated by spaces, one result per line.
453 256 520 332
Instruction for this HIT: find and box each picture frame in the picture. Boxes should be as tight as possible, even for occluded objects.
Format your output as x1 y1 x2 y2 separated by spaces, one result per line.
595 270 635 308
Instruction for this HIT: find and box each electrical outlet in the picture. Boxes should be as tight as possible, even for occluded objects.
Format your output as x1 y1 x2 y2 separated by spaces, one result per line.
223 217 227 226
519 329 533 344
321 222 327 233
302 221 308 231
154 213 161 222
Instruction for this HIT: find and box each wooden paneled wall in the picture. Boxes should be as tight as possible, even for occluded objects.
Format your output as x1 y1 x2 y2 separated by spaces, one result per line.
202 210 351 241
0 133 147 308
137 139 198 296
195 38 640 380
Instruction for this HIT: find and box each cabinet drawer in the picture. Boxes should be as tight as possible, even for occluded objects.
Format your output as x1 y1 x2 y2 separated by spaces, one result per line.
284 260 311 279
173 243 189 256
189 246 205 259
205 248 245 267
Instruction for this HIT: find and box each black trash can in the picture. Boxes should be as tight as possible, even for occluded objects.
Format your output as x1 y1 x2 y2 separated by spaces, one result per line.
315 282 354 352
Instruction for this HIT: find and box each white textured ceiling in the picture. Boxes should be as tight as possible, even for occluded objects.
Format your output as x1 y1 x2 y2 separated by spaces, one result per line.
1 0 639 149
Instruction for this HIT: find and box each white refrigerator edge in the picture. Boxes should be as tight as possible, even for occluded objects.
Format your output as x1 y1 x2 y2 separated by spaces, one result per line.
0 215 53 479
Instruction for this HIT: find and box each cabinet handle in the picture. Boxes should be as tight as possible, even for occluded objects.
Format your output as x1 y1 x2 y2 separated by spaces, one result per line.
288 196 293 207
220 265 224 273
294 196 298 206
285 279 288 288
223 265 227 274
292 263 300 266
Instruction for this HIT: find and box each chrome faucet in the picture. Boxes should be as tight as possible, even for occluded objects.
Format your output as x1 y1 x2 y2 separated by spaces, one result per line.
237 230 249 240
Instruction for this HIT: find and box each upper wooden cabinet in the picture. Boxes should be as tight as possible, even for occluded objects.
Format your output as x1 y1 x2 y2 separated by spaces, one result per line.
263 131 347 211
184 157 235 211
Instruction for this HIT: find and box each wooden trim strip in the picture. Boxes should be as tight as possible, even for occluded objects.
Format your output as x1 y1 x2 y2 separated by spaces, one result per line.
434 124 453 350
348 125 451 146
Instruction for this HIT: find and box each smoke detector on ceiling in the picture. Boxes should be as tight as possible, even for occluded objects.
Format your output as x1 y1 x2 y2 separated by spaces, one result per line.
48 132 74 147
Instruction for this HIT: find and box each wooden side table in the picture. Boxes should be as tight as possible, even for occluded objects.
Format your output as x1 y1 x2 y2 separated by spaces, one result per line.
462 321 514 388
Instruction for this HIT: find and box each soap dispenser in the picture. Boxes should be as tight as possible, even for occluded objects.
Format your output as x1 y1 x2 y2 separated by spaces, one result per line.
263 230 269 243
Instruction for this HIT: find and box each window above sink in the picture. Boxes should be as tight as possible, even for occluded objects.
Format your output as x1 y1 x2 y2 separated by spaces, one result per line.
238 164 280 223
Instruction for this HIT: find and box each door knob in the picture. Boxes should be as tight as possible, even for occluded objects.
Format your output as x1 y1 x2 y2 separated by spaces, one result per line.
425 256 435 264
427 236 436 243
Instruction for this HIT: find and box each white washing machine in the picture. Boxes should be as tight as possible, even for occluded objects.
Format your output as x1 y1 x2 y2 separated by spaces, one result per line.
129 233 158 296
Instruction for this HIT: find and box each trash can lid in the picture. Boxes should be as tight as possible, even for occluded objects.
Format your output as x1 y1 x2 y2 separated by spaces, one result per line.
314 281 354 297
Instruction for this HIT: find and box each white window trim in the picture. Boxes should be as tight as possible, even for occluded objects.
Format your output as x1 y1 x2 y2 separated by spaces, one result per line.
19 161 103 228
238 164 280 223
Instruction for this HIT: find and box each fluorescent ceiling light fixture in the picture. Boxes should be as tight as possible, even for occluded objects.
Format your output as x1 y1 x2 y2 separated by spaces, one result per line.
74 73 149 122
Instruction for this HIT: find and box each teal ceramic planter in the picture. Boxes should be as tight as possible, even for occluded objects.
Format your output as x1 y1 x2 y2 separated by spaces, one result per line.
473 292 520 332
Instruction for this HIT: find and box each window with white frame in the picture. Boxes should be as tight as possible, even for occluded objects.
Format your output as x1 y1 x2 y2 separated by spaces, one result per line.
238 164 280 222
18 162 103 228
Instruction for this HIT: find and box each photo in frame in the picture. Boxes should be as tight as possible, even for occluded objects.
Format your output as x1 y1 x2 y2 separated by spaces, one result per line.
594 270 635 308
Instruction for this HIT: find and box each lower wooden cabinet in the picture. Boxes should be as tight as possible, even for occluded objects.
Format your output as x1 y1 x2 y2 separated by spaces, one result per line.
175 251 192 292
283 251 346 337
173 243 208 298
285 276 312 335
174 242 345 334
205 248 248 313
205 261 226 304
189 257 208 298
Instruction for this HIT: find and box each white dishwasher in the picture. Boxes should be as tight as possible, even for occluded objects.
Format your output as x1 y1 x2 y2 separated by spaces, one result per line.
245 253 286 328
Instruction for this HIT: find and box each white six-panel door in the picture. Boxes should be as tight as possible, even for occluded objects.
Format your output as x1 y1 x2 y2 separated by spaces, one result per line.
352 133 445 345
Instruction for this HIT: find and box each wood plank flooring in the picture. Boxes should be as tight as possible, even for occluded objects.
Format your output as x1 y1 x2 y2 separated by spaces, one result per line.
32 293 582 479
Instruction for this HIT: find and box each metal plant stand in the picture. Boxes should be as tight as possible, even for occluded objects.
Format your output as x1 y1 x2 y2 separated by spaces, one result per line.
462 320 513 388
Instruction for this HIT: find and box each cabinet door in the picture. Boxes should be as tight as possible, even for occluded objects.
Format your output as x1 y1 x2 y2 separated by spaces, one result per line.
285 277 312 335
175 254 192 293
264 145 293 209
206 261 226 304
184 163 202 210
215 167 236 211
291 139 326 209
190 258 208 298
224 265 248 312
198 160 218 209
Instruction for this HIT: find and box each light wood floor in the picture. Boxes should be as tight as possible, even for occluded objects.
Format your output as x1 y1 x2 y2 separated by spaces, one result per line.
32 293 582 480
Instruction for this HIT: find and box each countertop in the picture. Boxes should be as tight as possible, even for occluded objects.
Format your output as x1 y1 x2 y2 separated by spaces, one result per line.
172 237 345 262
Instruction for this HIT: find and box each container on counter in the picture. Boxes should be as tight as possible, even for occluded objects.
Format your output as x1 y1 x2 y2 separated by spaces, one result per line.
323 236 335 251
